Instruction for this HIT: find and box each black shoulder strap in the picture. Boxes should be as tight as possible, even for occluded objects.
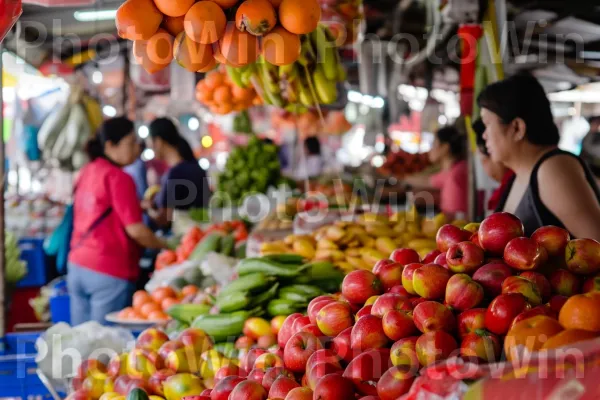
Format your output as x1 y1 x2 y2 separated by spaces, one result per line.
71 183 113 251
493 174 516 212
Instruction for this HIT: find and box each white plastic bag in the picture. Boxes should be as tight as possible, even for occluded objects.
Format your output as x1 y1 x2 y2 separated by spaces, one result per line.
201 252 237 286
144 260 201 292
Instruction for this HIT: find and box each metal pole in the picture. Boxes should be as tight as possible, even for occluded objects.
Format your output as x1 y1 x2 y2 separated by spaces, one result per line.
0 44 6 338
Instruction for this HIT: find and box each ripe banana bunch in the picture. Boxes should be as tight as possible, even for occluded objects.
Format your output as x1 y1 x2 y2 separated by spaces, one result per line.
259 210 468 274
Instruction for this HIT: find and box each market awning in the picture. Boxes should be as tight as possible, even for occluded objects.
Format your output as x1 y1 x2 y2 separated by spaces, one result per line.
22 0 96 6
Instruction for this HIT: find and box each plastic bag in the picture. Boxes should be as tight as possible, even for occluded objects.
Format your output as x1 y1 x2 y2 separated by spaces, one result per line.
201 252 237 286
145 260 201 292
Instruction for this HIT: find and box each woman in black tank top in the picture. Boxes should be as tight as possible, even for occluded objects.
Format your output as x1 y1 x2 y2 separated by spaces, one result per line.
478 74 600 239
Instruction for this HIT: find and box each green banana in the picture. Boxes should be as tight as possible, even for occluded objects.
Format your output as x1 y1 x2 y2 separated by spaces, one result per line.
267 299 305 317
215 291 251 312
166 304 211 325
226 65 244 88
297 79 314 107
192 309 258 342
249 282 280 307
313 25 338 81
213 342 239 359
236 257 308 277
281 284 324 298
294 261 344 283
278 288 312 303
313 65 337 104
217 272 276 298
259 58 285 107
263 254 306 264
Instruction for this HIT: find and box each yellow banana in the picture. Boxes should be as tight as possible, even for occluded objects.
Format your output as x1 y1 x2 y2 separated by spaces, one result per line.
375 237 396 256
284 234 315 246
312 65 337 105
407 238 437 251
362 248 387 266
326 226 346 242
346 240 361 248
315 249 345 261
346 256 372 271
464 222 480 233
366 225 396 237
317 239 339 250
337 231 356 246
312 25 339 81
336 261 354 273
345 248 361 257
293 239 316 259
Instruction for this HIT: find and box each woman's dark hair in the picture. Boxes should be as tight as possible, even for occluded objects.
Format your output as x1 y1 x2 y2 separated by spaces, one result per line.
437 126 466 160
472 118 488 156
149 117 196 162
477 73 560 146
86 116 134 160
304 136 321 156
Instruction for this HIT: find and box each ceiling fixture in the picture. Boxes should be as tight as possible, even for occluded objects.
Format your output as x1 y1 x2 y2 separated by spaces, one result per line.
74 9 118 22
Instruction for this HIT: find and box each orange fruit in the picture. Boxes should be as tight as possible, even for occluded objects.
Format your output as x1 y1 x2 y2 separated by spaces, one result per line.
261 26 301 66
559 292 600 333
173 32 215 72
213 86 233 103
235 0 277 36
197 56 218 73
130 310 144 320
140 302 162 318
163 15 186 36
133 291 152 311
278 0 321 35
133 29 174 74
232 85 254 102
161 297 179 311
116 0 163 40
182 285 199 297
119 307 134 319
217 25 260 66
148 311 170 321
184 1 227 44
152 287 178 303
266 0 282 6
154 0 194 17
213 45 229 65
204 71 226 89
541 329 598 350
504 315 564 360
217 102 233 115
207 0 239 8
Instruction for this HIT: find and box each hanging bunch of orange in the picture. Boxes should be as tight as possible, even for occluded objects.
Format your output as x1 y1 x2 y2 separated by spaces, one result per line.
195 68 261 115
116 0 322 74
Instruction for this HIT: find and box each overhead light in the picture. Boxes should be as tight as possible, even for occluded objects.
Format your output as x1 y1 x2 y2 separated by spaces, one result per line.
199 158 210 170
74 9 118 22
580 51 600 60
347 90 363 103
438 115 448 125
92 71 103 84
102 105 117 117
142 149 155 161
371 97 385 109
201 135 213 148
138 125 149 139
188 117 200 130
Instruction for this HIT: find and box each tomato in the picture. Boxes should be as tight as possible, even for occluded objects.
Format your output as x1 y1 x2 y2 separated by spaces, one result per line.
234 225 248 242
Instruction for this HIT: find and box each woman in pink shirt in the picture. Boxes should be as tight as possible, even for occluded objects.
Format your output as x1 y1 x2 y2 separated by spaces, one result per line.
68 117 168 325
404 126 468 216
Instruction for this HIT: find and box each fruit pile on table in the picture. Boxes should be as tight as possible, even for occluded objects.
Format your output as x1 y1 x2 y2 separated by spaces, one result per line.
71 212 600 400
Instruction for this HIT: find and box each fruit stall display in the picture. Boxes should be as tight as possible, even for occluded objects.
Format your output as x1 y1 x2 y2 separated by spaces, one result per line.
376 150 432 180
74 212 600 400
195 69 261 115
270 110 352 138
319 0 363 47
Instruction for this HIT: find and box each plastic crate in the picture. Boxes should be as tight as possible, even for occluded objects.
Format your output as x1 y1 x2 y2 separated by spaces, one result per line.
16 238 48 288
49 295 71 324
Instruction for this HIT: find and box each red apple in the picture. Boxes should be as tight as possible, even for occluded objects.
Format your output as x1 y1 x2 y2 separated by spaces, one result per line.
256 334 277 349
410 297 427 308
436 224 472 252
300 324 324 338
343 348 392 396
235 336 255 351
549 269 582 297
107 353 128 378
373 259 395 275
520 271 552 302
460 330 501 363
504 237 546 271
247 368 266 383
356 305 373 319
228 380 267 400
422 250 442 264
510 305 556 330
313 373 355 400
390 248 421 265
113 375 132 395
215 365 244 382
583 274 600 293
472 262 513 298
565 238 600 275
211 375 246 400
306 362 342 390
284 387 313 400
253 352 284 371
415 331 458 367
376 365 416 400
374 262 405 291
291 316 311 335
283 332 322 373
434 252 448 269
371 293 413 318
446 242 485 274
269 376 300 399
308 298 336 325
457 308 486 339
201 389 212 396
261 367 295 392
401 263 422 295
136 328 170 352
382 310 417 341
240 349 268 372
471 232 482 247
413 301 456 333
484 293 529 335
445 274 484 311
478 212 524 256
342 270 383 305
306 349 341 372
331 327 354 363
388 285 411 296
316 301 354 336
502 276 542 305
412 264 452 299
351 315 388 350
148 369 175 396
548 294 569 314
278 313 304 348
339 295 362 313
390 337 420 369
531 226 570 257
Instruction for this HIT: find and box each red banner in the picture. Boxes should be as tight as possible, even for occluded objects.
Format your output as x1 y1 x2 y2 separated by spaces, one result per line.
0 0 22 43
22 0 95 6
458 24 483 116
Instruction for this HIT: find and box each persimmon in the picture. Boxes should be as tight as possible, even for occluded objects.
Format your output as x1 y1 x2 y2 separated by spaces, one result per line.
217 25 260 66
266 0 282 6
162 15 185 36
197 56 218 73
541 329 598 350
207 0 239 8
116 0 163 40
204 71 226 89
184 1 227 44
148 311 170 321
261 26 301 66
278 0 321 35
213 86 233 103
173 32 215 72
232 85 254 102
213 45 230 65
151 287 177 303
161 297 179 311
559 292 600 333
153 0 194 17
133 291 152 311
235 0 277 36
504 316 563 360
140 302 161 318
133 29 174 74
119 307 134 319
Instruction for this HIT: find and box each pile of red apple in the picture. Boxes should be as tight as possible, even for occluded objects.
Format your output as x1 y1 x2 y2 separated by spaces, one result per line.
192 212 600 400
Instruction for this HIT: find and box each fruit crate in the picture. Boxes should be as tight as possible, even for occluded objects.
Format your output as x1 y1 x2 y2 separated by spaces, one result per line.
16 238 48 288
